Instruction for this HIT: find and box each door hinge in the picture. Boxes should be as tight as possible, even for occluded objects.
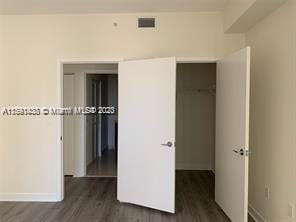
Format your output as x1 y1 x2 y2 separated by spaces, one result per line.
60 136 63 141
245 150 250 156
233 148 250 156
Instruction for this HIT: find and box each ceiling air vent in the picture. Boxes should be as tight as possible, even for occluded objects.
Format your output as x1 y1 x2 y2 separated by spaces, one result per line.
138 18 155 28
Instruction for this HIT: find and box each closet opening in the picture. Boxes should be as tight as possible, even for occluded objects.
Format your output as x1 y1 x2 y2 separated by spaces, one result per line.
176 62 218 210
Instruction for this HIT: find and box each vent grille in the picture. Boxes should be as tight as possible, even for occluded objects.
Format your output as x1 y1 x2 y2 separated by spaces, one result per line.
138 18 155 28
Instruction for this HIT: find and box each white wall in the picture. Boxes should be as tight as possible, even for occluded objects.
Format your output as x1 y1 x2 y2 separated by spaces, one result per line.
224 0 288 33
176 63 216 171
85 74 94 166
0 12 245 200
224 0 256 32
63 74 75 175
247 1 296 221
0 17 3 192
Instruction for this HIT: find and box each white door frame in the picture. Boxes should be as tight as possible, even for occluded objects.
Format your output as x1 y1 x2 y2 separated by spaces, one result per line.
57 57 218 201
176 57 219 63
57 58 123 201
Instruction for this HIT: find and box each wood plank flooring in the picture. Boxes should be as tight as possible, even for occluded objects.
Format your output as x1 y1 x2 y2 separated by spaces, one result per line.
87 150 117 177
0 171 254 222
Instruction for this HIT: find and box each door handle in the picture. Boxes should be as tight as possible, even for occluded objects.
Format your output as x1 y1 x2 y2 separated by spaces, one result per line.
161 141 173 147
233 148 244 156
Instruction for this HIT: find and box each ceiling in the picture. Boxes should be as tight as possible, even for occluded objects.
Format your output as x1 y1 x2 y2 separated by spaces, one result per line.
0 0 228 15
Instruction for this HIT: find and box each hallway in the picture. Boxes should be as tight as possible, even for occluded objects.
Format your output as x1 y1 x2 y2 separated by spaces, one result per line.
87 149 117 177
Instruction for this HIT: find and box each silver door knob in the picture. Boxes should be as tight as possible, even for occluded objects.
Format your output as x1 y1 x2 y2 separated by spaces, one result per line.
161 141 173 147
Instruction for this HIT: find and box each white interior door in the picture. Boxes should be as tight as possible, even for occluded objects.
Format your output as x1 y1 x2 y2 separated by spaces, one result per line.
63 74 75 175
215 47 250 222
118 57 176 213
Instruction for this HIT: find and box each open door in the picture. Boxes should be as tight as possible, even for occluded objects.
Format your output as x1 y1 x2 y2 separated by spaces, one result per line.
215 47 250 222
118 57 176 213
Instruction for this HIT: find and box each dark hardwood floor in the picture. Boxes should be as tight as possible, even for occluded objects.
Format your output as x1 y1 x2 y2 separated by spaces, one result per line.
0 171 254 222
87 150 117 177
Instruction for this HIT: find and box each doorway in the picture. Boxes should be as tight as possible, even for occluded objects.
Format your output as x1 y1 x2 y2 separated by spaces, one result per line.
176 63 216 172
176 63 222 219
85 74 118 177
62 63 119 183
117 50 250 221
59 49 250 222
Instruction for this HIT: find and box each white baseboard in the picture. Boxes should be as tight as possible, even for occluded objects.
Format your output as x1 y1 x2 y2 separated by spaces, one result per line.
74 169 85 177
176 163 213 171
249 204 267 222
0 193 59 202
